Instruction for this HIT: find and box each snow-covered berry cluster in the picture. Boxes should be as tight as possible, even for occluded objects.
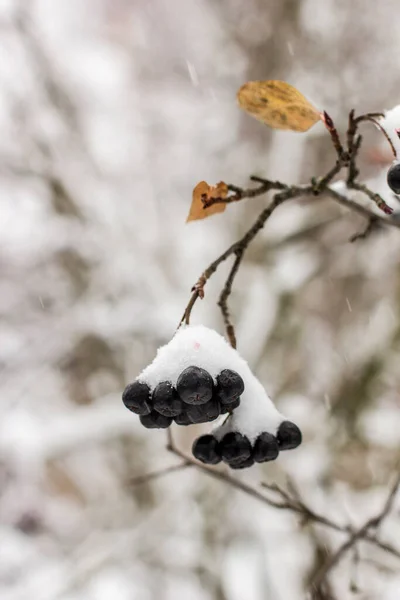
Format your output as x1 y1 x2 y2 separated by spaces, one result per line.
122 325 302 469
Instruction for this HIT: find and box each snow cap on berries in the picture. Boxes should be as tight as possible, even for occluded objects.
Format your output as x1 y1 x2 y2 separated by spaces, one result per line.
137 324 285 441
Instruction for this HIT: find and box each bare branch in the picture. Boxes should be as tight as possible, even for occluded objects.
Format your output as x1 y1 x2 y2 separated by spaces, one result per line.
217 250 244 348
312 161 343 194
325 187 399 228
350 218 378 242
321 111 345 158
311 470 400 589
202 178 286 209
348 181 393 214
180 110 400 330
166 430 287 509
179 184 313 327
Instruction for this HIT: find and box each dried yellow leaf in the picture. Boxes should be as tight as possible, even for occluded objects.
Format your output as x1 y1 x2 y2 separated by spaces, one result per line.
186 181 227 223
237 80 321 132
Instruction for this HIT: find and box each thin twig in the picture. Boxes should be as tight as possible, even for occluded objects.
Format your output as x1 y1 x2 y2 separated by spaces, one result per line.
167 433 287 509
321 111 345 158
250 175 287 188
350 218 378 242
312 161 343 194
179 185 312 327
129 462 191 486
202 179 287 209
311 470 400 589
349 545 361 593
355 112 385 122
180 180 400 330
357 115 397 159
348 181 393 215
325 187 399 228
217 250 244 348
347 134 362 186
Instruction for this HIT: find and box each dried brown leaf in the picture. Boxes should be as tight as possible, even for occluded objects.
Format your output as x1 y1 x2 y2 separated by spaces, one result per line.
186 181 227 222
237 80 321 132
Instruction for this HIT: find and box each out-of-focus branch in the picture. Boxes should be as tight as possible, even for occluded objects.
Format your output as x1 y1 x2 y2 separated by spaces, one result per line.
129 431 400 573
129 462 191 487
14 4 81 134
166 431 288 509
311 470 400 589
349 217 378 242
260 481 400 560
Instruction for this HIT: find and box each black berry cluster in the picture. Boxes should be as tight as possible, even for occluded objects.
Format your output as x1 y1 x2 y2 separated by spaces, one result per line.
192 421 302 470
122 366 244 429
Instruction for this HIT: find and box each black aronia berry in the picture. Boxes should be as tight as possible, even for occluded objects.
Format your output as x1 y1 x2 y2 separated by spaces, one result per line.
387 162 400 194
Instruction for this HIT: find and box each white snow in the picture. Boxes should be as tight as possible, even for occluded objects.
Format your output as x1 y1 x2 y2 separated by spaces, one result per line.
138 325 287 442
329 179 348 195
380 104 400 157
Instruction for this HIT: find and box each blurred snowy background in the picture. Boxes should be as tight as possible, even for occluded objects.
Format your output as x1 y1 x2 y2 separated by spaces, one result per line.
2 0 400 599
